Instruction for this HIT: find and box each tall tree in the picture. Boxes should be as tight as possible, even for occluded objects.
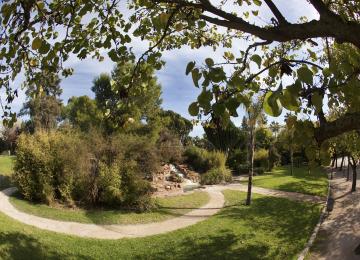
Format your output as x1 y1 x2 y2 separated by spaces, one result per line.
92 61 162 132
159 110 193 144
64 96 103 132
245 99 264 206
20 71 62 132
204 119 243 154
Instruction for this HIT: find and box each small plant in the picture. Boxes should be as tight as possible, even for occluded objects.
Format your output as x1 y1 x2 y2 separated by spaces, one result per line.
200 167 232 185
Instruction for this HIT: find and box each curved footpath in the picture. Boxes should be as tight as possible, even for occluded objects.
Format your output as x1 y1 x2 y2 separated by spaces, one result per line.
0 184 324 239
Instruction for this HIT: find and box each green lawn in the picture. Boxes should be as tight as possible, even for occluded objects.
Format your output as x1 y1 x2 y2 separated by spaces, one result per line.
0 190 321 260
0 156 15 190
10 191 209 225
242 166 328 197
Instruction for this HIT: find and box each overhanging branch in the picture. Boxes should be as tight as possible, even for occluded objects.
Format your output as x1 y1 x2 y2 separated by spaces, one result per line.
315 112 360 144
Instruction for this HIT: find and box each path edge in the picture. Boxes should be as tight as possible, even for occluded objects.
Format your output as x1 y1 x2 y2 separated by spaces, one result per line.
297 167 332 260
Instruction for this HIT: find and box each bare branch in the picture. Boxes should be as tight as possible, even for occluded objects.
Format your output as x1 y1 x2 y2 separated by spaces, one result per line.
263 0 288 24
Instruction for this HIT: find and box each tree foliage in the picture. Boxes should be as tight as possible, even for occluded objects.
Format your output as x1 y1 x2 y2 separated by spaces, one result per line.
1 0 360 165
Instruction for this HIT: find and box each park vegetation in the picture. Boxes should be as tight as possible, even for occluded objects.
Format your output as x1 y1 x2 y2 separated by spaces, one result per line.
0 0 359 206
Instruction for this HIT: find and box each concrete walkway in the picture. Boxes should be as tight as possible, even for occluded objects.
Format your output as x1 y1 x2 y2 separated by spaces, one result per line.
0 184 323 239
309 165 360 260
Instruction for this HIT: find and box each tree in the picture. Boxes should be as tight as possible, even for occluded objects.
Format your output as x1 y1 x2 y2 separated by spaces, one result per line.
245 99 264 206
342 131 360 192
2 0 360 150
269 121 281 139
159 110 193 144
204 119 243 154
0 121 21 155
64 96 103 132
91 61 162 133
19 71 62 132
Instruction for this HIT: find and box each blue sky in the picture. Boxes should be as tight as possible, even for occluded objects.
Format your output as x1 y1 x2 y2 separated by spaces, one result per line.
3 0 318 136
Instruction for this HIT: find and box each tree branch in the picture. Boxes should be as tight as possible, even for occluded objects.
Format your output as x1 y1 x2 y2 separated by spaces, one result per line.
315 112 360 144
263 0 288 24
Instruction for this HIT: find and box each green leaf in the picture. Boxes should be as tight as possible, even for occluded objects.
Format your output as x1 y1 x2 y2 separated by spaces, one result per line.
205 58 214 67
253 0 262 6
32 37 42 50
212 103 226 116
108 49 119 62
263 92 282 117
197 90 212 109
312 92 323 113
191 68 201 87
268 66 278 78
209 68 225 83
226 98 240 116
250 54 262 68
188 102 199 116
279 89 300 112
297 66 313 85
186 61 195 75
38 42 50 54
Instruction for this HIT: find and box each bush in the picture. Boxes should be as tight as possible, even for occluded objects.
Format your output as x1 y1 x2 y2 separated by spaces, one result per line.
201 167 232 185
254 149 269 169
183 146 226 173
254 167 265 175
13 130 156 211
268 146 281 170
226 149 248 175
14 130 90 205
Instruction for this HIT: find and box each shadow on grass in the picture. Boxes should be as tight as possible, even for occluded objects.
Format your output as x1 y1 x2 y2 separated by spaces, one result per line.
0 232 91 260
132 230 272 260
276 180 327 197
218 196 320 244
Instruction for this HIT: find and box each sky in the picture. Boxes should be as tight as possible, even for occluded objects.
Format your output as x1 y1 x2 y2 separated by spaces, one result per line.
3 0 319 136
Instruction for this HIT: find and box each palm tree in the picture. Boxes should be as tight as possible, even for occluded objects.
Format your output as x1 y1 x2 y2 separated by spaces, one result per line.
245 98 264 206
269 121 281 139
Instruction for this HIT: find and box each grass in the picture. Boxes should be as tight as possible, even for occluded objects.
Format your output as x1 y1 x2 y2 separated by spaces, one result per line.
9 191 210 225
0 156 15 190
0 156 14 175
0 190 322 260
242 166 328 197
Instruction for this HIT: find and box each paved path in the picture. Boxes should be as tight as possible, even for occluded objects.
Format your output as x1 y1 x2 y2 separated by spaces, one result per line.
309 163 360 260
0 184 323 239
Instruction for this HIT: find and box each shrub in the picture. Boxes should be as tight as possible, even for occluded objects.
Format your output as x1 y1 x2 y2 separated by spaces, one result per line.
13 130 90 205
183 146 226 173
268 146 281 170
254 149 269 169
254 167 265 175
13 130 156 211
226 149 248 175
201 167 232 185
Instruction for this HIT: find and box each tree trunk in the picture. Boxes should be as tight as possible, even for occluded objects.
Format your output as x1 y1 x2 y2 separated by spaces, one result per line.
347 156 350 181
246 126 254 206
335 154 338 169
351 164 357 192
290 146 294 176
340 156 345 171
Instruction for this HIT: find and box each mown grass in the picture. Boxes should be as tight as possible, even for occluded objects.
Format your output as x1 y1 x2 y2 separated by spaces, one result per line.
242 166 328 197
0 190 322 260
10 191 209 225
0 156 15 190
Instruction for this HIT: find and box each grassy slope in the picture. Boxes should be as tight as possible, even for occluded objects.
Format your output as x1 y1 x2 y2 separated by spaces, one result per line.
243 166 328 197
0 191 321 260
10 191 209 225
0 156 14 190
